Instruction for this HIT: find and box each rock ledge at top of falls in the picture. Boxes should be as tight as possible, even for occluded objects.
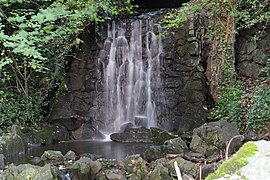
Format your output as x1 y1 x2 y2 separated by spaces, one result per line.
110 127 152 143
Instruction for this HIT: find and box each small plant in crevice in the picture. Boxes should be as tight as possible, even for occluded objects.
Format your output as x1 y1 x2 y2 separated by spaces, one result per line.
246 87 270 132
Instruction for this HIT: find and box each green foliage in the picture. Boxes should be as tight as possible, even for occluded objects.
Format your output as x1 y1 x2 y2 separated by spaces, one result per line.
210 84 243 124
206 141 258 180
236 0 270 30
246 87 270 132
0 0 134 132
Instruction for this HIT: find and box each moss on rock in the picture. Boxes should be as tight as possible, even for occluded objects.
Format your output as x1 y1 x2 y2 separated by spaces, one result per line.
206 141 258 180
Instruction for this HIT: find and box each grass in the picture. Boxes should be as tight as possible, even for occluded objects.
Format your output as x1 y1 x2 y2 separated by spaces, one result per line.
206 141 258 180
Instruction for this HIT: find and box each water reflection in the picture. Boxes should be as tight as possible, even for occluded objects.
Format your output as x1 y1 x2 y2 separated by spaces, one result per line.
6 140 152 165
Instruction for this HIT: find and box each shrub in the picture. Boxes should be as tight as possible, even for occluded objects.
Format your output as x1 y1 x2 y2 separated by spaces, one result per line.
246 87 270 132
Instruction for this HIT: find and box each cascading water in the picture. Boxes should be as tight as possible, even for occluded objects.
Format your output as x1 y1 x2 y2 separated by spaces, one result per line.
98 19 163 133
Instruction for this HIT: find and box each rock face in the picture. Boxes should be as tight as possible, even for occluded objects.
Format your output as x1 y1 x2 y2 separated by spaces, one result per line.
51 12 208 133
110 127 152 143
50 96 85 131
25 124 69 146
190 119 242 157
236 25 270 78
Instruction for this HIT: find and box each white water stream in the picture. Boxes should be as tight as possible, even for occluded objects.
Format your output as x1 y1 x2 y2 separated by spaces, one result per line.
98 20 163 133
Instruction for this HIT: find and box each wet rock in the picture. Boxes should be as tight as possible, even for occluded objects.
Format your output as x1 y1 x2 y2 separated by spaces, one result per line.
110 127 152 143
71 157 101 180
143 145 163 161
64 150 76 161
150 127 176 145
135 116 148 127
0 132 25 156
120 122 134 132
41 150 64 162
25 124 69 146
190 119 242 157
162 137 188 154
72 122 106 140
120 154 148 180
0 164 56 180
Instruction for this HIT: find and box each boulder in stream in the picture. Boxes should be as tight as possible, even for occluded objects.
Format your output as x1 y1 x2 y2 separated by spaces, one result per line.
110 127 152 143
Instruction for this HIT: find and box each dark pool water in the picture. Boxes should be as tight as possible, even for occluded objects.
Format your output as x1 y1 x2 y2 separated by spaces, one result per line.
6 140 152 165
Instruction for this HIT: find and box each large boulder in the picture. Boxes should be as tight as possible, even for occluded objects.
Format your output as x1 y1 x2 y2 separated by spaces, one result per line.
41 150 64 161
110 127 152 143
206 140 270 180
0 164 56 180
150 127 176 145
72 122 106 140
190 119 242 157
70 157 102 180
162 137 188 154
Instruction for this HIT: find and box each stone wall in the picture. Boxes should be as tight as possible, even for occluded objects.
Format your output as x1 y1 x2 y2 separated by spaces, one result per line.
236 25 270 78
51 12 209 133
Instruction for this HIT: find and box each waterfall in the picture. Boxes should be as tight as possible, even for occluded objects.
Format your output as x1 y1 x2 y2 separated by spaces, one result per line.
98 19 163 133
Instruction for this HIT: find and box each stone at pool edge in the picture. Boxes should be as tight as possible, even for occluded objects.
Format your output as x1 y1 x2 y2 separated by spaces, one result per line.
150 127 177 145
70 157 102 180
0 127 25 157
110 127 152 143
24 124 69 146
